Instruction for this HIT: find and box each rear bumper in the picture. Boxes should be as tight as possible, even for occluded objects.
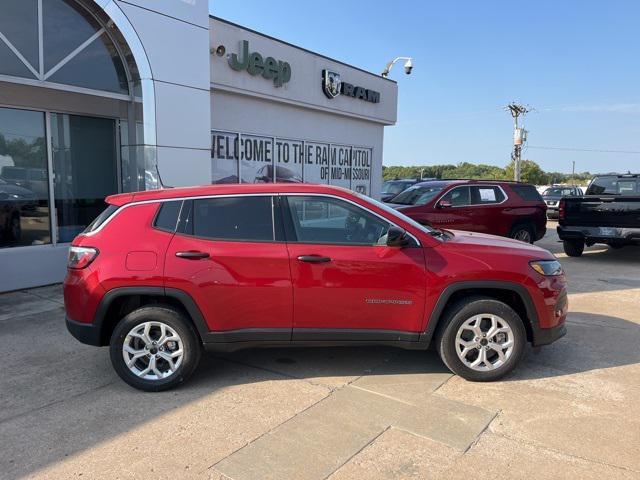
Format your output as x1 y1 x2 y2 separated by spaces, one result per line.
66 316 102 346
557 225 640 244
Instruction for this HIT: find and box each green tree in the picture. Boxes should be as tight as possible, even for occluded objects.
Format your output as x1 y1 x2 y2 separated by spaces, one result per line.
505 159 549 184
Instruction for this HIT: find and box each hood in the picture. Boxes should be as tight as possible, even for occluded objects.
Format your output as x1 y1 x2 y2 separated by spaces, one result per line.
444 229 553 257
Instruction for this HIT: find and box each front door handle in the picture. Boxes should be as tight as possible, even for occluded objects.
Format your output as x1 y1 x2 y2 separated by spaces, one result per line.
175 251 210 259
297 255 331 263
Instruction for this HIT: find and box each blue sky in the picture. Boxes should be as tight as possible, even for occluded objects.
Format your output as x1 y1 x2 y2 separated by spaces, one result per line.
211 0 640 173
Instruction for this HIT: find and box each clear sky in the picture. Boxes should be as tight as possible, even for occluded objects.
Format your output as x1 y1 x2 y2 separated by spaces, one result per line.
211 0 640 173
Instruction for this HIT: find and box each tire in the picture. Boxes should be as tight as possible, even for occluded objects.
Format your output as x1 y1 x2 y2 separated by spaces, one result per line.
563 239 584 257
509 223 534 243
109 305 202 392
436 297 526 382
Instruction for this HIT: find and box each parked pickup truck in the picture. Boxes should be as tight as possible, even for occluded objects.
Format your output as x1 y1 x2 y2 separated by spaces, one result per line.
557 173 640 256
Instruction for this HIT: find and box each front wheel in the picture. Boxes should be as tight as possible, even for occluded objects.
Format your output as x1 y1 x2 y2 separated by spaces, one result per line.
563 239 584 257
109 306 202 391
436 298 526 382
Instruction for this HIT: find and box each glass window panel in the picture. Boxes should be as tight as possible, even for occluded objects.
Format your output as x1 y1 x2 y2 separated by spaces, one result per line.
43 0 101 72
286 196 390 245
274 138 303 183
240 134 274 184
0 40 36 79
0 0 39 69
192 197 273 242
211 131 239 184
48 33 128 94
0 107 51 248
51 113 118 242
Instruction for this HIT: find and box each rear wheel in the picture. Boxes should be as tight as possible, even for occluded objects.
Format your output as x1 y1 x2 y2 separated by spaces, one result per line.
436 298 526 382
109 306 201 391
563 239 584 257
509 223 534 243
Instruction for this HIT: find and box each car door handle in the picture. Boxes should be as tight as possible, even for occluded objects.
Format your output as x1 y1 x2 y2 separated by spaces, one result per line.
297 255 331 263
175 251 210 259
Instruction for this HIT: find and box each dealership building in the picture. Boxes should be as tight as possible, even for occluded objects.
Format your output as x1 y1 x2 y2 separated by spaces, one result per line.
0 0 398 292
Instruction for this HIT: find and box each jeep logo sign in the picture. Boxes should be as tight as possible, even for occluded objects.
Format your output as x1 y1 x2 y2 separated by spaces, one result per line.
321 69 380 103
228 40 292 87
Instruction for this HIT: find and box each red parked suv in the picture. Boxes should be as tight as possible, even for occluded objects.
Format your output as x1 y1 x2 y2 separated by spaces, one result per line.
387 180 547 243
64 184 567 391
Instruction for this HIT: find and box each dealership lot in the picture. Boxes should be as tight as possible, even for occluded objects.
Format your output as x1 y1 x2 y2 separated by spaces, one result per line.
1 221 639 480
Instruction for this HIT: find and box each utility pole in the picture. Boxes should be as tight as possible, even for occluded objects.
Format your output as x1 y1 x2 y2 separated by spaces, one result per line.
505 103 530 181
571 160 576 185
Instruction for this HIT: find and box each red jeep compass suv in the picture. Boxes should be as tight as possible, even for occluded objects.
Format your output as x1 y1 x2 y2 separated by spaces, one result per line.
387 180 547 243
64 184 567 391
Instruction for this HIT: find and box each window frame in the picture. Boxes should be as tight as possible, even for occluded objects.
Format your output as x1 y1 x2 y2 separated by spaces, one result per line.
281 194 419 247
469 185 508 206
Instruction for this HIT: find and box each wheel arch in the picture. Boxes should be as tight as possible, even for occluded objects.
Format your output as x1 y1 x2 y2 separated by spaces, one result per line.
95 287 209 346
422 281 538 346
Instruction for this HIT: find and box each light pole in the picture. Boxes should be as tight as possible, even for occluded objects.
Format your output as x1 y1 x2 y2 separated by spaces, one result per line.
381 57 413 77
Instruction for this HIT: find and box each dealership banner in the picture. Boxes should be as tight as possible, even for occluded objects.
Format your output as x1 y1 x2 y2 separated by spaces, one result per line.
211 130 372 195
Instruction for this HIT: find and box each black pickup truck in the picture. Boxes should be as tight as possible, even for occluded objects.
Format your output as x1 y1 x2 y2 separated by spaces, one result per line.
557 173 640 256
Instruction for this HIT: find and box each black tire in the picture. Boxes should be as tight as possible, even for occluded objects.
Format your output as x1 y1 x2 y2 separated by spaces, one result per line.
563 239 584 257
509 223 535 244
109 305 202 392
436 297 526 382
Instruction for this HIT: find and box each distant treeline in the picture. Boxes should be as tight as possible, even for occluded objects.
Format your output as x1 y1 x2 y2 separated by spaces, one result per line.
382 160 593 186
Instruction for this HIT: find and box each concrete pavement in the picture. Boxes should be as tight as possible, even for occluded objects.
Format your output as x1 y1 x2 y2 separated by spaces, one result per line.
1 221 639 479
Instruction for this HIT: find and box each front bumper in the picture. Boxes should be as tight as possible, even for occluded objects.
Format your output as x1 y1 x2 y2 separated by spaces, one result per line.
532 322 566 346
66 316 102 346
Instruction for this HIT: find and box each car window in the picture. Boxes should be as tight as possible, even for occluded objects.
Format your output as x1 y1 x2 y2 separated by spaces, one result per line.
587 176 638 195
470 186 505 204
440 186 470 206
511 184 543 201
382 181 411 195
192 196 274 241
154 200 182 232
389 185 444 205
286 196 391 245
83 204 118 233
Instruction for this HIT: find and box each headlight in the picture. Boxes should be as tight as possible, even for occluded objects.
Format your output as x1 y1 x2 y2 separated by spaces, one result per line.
530 260 563 276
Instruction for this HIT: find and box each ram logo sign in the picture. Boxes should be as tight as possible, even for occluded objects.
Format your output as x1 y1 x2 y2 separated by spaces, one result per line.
321 69 380 103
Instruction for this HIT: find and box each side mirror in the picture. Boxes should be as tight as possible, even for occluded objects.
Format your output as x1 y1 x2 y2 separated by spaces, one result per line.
386 226 410 247
438 200 452 208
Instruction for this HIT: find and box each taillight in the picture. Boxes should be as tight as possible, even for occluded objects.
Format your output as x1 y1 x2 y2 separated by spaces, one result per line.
68 246 99 269
558 199 566 220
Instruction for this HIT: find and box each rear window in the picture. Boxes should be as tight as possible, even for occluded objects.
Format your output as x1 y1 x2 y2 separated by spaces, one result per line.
192 196 274 241
154 201 183 232
511 185 543 201
586 176 638 195
470 186 505 204
389 185 444 205
83 204 118 233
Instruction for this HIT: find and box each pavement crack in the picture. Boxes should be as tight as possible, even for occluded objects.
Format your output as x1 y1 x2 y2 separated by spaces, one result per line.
322 425 391 480
493 431 640 473
464 409 501 454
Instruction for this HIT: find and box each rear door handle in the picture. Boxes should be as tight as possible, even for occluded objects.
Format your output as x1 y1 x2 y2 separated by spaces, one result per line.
175 251 210 259
297 255 331 263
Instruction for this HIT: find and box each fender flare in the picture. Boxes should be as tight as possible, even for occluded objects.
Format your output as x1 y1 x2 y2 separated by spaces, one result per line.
94 286 210 344
421 280 538 344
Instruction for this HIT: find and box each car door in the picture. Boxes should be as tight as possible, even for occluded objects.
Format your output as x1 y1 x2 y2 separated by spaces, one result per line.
468 185 507 234
431 186 474 231
163 195 293 337
282 194 427 337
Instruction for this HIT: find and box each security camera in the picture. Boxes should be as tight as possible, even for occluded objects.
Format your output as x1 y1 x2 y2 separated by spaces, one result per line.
404 58 413 75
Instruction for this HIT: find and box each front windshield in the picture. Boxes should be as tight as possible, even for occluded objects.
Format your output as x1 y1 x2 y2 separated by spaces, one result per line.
389 185 444 205
381 181 408 195
352 191 436 235
543 187 571 196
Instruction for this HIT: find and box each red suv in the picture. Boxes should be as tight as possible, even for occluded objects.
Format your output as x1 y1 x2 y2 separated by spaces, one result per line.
64 184 567 391
387 180 547 243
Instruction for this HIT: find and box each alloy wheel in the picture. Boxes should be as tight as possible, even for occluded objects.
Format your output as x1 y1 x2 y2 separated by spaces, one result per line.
455 314 515 371
513 229 532 243
122 321 184 380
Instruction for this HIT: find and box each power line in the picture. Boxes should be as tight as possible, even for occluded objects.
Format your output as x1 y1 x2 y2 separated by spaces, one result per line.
527 145 640 154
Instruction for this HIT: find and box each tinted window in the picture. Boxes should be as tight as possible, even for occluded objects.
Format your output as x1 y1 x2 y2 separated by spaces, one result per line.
390 185 444 205
193 196 274 241
84 204 117 233
286 196 391 245
154 201 182 232
587 176 638 195
543 187 575 196
470 186 505 204
511 185 543 201
382 181 412 195
440 186 470 206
